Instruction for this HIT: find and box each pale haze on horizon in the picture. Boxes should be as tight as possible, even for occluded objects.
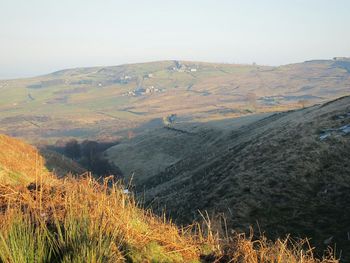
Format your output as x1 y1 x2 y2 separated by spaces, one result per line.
1 0 349 79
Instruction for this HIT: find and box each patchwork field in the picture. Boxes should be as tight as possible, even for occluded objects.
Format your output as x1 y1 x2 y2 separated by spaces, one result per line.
1 59 349 143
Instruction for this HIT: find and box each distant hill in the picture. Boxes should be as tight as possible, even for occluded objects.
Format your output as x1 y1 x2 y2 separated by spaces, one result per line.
0 58 349 143
106 96 350 259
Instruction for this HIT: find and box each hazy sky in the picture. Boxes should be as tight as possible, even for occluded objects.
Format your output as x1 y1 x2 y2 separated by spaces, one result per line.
1 0 349 79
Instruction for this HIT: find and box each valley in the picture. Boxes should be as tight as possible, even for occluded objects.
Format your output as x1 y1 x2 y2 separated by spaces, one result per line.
2 1 350 261
1 58 350 261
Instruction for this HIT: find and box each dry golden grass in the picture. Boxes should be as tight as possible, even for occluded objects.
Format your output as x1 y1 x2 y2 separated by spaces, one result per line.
0 134 55 185
0 134 340 262
0 175 200 262
0 175 339 263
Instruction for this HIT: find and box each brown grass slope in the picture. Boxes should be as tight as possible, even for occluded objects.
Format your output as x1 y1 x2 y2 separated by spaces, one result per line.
0 134 54 185
108 96 350 261
0 134 338 262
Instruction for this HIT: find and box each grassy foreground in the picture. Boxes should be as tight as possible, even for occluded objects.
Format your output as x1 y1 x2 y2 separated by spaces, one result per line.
0 134 339 262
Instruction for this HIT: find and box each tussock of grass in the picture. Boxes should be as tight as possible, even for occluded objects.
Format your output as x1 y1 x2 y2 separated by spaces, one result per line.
203 231 338 263
0 134 340 262
0 214 52 263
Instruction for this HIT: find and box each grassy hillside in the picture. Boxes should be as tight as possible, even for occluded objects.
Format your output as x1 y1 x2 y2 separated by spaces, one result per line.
107 96 350 260
0 59 349 142
0 134 53 185
0 134 338 262
0 134 86 181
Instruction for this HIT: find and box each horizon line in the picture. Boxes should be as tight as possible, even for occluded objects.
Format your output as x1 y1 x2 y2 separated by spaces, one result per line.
1 56 348 81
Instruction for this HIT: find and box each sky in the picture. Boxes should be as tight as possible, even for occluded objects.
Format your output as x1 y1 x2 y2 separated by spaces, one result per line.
1 0 349 79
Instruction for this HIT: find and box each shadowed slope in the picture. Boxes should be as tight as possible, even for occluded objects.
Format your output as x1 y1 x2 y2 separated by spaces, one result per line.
107 96 350 260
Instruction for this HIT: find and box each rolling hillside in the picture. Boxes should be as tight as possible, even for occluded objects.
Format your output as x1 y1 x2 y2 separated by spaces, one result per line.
106 96 350 259
0 58 349 142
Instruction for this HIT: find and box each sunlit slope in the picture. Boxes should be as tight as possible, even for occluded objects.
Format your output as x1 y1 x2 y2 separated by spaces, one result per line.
0 135 200 262
0 134 52 184
0 59 349 142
